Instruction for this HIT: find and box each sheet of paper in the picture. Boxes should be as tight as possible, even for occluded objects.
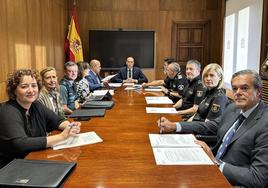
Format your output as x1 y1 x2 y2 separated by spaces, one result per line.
108 83 122 87
149 134 199 148
145 96 173 104
92 89 109 96
101 74 117 82
144 88 162 92
146 107 178 114
124 84 142 90
52 131 103 150
147 86 162 89
152 147 213 165
123 83 135 86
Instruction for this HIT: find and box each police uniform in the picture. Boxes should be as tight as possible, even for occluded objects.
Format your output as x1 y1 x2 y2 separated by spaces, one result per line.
164 73 188 96
179 75 206 110
59 78 77 111
192 88 228 121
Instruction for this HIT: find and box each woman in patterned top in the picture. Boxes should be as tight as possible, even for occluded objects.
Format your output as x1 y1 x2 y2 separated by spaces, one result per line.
75 62 91 103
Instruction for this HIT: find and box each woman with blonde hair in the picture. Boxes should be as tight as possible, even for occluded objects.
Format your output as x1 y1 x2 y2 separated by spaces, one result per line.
38 67 65 118
187 63 229 122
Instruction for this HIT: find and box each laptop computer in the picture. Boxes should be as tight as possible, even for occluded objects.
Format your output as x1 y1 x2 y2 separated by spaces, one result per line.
81 101 114 109
0 159 76 188
69 109 106 118
86 95 105 101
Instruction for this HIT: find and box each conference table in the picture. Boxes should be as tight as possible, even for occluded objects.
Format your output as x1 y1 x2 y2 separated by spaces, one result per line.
27 87 231 187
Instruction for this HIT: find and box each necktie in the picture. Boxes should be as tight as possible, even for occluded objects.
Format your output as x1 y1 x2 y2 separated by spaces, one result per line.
128 69 132 78
215 114 245 160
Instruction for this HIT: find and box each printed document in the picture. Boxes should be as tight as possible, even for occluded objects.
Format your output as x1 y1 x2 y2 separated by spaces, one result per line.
149 134 213 165
146 107 178 114
144 88 162 92
152 147 213 165
149 134 199 147
108 83 122 87
92 89 109 96
52 132 103 150
145 96 173 104
101 74 117 82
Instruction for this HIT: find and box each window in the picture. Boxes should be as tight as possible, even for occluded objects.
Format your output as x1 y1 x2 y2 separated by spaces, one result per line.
223 0 263 88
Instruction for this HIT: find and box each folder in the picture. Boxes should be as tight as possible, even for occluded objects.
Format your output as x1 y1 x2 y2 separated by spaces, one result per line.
69 109 106 118
81 101 114 109
0 159 76 188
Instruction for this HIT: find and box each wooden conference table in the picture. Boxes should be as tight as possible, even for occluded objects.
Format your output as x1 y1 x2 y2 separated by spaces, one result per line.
27 87 231 188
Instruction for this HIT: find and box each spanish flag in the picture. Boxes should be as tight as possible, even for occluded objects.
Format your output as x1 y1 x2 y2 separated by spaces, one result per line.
65 3 83 62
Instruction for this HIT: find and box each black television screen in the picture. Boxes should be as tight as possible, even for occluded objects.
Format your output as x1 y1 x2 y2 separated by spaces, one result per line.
88 30 155 69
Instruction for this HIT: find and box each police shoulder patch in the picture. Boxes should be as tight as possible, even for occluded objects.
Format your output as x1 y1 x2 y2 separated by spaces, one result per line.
196 90 204 97
211 104 220 113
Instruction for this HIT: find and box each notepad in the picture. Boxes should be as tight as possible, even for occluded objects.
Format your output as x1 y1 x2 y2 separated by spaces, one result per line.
149 134 213 165
0 159 76 188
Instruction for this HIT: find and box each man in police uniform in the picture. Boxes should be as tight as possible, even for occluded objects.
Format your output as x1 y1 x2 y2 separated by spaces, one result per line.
60 61 79 115
161 62 188 102
173 59 206 116
142 57 175 87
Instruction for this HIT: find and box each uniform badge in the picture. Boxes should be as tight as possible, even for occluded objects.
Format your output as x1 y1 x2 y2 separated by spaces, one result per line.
196 90 204 97
211 104 220 113
178 85 184 91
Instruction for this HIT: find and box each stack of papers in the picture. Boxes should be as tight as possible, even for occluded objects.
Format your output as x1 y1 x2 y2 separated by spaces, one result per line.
145 96 173 104
144 86 162 92
149 134 213 165
146 107 178 114
101 74 117 82
108 83 122 87
52 132 103 150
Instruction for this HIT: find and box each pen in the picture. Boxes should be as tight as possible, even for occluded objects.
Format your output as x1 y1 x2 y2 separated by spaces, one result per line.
159 116 162 134
68 122 74 128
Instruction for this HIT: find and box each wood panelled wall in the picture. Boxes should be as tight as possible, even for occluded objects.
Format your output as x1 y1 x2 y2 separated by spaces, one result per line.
0 0 67 101
73 0 224 81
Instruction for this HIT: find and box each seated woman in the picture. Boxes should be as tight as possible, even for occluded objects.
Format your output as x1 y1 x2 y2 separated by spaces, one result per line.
38 67 65 118
0 69 80 166
75 62 91 103
187 63 228 122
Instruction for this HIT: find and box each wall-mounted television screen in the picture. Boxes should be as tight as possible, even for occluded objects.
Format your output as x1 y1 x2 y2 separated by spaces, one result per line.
88 30 155 70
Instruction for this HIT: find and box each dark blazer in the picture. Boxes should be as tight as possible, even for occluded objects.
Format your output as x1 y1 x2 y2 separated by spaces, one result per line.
180 101 268 187
85 70 103 91
111 66 148 84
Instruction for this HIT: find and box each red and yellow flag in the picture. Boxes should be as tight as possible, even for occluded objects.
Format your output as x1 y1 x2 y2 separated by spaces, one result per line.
65 3 83 62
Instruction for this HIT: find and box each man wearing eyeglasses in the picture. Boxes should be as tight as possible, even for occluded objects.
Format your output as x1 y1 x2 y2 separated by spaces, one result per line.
157 69 268 187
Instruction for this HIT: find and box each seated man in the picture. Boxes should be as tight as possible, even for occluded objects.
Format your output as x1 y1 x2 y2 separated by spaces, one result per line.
161 62 188 102
59 61 79 115
111 56 148 84
157 70 268 188
142 57 175 87
173 59 206 117
86 59 108 91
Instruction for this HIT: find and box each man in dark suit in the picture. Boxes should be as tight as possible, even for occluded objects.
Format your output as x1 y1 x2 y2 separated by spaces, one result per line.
86 59 108 91
111 56 148 84
157 69 268 187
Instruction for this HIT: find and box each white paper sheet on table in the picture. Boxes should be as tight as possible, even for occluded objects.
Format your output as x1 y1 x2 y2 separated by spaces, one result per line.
145 96 173 104
52 131 103 150
149 134 213 165
146 107 178 114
